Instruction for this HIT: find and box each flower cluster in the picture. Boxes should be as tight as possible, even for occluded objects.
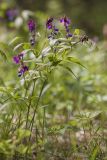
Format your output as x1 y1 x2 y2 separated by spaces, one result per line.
28 19 36 46
28 19 36 32
60 16 72 38
46 17 53 29
46 16 72 38
13 16 87 77
46 17 59 39
13 52 28 77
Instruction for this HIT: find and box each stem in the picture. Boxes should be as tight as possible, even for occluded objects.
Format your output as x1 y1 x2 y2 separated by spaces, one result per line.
29 79 46 140
18 111 22 128
42 107 46 140
25 80 46 159
25 80 36 129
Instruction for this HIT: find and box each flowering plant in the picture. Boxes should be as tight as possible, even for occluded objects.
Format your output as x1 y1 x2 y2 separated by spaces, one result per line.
0 16 90 159
12 17 88 78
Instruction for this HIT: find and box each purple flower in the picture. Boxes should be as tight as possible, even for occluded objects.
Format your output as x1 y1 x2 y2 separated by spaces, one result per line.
46 17 53 29
53 26 59 32
23 65 29 72
66 33 72 38
13 52 28 77
60 16 71 27
28 19 36 32
6 8 18 21
13 52 24 64
30 37 35 46
46 18 59 39
66 27 70 33
28 19 36 46
18 65 29 77
13 56 20 64
60 16 72 38
19 52 24 58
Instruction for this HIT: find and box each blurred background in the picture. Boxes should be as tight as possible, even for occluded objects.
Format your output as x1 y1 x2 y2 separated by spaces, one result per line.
0 0 107 39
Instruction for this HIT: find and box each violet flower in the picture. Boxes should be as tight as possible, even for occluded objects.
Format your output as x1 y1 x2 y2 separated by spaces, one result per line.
46 17 53 29
6 8 18 21
60 16 72 38
18 65 29 77
53 26 59 32
28 19 36 46
46 18 59 39
13 56 20 64
13 52 28 77
13 52 24 64
66 33 72 38
60 16 71 27
28 19 36 32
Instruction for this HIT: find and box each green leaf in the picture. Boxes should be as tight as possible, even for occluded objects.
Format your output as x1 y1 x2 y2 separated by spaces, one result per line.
9 37 23 46
64 66 78 79
16 129 31 141
59 64 78 79
0 42 12 60
90 146 99 160
74 29 80 35
13 43 24 51
14 43 30 51
66 56 87 68
16 144 28 154
0 49 7 61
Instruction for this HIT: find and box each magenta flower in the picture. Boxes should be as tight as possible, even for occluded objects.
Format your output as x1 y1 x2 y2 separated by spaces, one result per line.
28 19 36 32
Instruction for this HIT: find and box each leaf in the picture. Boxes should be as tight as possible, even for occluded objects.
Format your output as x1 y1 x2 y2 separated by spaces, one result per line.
64 66 78 79
74 29 80 35
9 37 23 46
16 144 28 154
59 64 78 79
0 49 7 61
41 46 51 56
13 42 31 51
0 42 12 60
0 102 11 111
90 146 99 160
68 120 78 127
41 83 51 96
48 56 62 66
13 43 24 51
66 56 87 69
0 140 14 155
49 39 58 46
16 129 31 141
76 111 102 120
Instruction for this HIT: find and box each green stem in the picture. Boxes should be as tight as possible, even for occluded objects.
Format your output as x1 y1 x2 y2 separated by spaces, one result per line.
29 79 46 140
25 80 46 159
25 80 36 129
42 107 46 140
